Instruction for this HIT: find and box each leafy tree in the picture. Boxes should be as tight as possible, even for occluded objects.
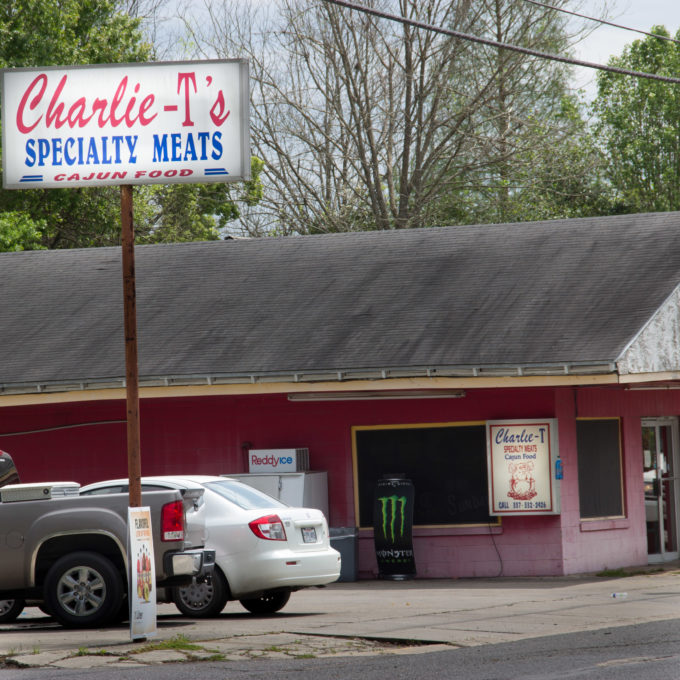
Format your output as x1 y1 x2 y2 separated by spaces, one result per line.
137 157 265 243
501 96 612 221
593 26 680 214
433 93 612 225
0 0 151 68
0 211 45 251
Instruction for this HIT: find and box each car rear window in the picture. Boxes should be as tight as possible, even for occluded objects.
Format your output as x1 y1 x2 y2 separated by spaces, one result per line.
204 480 287 510
80 485 126 495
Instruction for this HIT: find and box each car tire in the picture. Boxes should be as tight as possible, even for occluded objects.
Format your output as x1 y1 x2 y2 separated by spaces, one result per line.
44 552 123 628
172 568 229 618
239 590 291 615
0 599 25 623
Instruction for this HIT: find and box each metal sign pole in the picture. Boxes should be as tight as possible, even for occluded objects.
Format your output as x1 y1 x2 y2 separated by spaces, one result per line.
121 184 142 509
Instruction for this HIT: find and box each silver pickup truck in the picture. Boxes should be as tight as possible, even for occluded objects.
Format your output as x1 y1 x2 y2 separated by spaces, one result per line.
0 451 214 628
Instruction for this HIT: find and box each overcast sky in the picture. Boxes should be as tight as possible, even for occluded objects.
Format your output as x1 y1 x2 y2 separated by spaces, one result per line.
572 0 680 94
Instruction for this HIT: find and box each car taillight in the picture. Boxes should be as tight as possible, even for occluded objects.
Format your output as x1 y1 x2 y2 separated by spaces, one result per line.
161 500 185 542
249 514 287 541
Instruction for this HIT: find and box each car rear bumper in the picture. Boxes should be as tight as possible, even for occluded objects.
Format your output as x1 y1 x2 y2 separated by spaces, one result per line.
224 547 341 597
160 548 215 587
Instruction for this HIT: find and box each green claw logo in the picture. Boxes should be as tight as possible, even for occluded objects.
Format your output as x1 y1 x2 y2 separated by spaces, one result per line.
378 495 407 543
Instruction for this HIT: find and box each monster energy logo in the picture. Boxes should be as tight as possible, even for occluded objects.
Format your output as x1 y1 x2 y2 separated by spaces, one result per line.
377 495 407 543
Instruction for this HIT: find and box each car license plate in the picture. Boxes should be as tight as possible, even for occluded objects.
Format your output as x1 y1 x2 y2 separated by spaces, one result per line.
302 527 317 543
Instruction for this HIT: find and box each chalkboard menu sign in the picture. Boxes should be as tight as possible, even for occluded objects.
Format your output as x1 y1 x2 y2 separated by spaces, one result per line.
354 424 495 527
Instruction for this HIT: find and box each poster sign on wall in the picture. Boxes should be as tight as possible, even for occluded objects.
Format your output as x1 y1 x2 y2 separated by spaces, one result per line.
1 60 249 189
128 507 157 640
486 419 560 516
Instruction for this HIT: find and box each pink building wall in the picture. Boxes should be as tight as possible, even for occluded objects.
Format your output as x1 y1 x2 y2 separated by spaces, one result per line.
1 383 678 577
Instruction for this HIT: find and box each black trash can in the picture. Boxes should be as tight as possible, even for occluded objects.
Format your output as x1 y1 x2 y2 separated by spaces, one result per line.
329 527 359 582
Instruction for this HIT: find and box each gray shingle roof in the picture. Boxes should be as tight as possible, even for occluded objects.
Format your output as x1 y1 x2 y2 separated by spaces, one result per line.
2 211 680 389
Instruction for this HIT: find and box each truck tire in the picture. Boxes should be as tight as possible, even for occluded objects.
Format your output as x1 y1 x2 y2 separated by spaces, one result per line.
0 599 24 623
44 552 123 628
173 568 229 618
239 590 290 615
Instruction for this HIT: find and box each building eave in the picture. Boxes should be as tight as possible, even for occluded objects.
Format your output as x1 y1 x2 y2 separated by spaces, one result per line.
0 361 628 407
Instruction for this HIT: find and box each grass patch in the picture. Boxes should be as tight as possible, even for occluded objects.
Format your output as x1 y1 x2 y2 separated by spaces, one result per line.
131 633 226 661
197 653 226 662
133 634 205 654
72 647 112 658
596 568 628 578
597 567 664 578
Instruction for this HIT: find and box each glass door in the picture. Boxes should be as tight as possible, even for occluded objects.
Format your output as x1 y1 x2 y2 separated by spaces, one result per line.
642 419 679 562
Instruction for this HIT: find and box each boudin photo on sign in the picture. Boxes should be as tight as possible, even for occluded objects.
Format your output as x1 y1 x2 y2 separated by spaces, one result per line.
486 419 561 516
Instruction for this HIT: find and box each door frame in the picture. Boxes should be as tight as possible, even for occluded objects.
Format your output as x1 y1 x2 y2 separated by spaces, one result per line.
642 417 680 564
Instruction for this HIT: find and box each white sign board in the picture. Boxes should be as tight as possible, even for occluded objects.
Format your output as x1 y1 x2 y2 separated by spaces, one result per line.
486 419 560 516
249 449 301 473
128 506 157 640
1 60 249 188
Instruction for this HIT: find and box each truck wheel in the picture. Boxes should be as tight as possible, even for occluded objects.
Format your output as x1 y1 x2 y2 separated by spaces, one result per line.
44 552 123 628
173 568 229 617
239 590 290 615
0 599 24 623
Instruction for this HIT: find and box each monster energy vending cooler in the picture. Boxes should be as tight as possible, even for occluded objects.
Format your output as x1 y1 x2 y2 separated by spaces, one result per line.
373 476 416 579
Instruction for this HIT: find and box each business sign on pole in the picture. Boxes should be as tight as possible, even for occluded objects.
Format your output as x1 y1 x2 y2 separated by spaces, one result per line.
486 419 561 516
1 60 249 188
128 506 157 640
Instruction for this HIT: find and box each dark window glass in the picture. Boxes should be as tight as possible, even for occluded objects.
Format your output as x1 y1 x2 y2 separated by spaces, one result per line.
576 419 623 519
355 425 495 527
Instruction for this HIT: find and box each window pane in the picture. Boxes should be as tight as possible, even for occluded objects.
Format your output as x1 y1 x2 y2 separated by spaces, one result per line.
355 425 493 527
577 419 623 519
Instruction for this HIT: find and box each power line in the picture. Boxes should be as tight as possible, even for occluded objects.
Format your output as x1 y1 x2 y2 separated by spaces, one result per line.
321 0 680 85
522 0 680 47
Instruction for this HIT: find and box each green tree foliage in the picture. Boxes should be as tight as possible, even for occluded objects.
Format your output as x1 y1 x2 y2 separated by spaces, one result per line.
0 0 150 68
434 94 612 225
0 211 45 251
136 157 265 243
593 26 680 213
0 0 262 249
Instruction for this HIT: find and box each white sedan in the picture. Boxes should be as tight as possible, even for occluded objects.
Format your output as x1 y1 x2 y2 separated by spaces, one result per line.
80 475 341 616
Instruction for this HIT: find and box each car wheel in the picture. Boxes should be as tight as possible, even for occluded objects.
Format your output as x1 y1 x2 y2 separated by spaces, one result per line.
0 599 24 623
239 590 291 615
172 568 229 618
44 552 123 628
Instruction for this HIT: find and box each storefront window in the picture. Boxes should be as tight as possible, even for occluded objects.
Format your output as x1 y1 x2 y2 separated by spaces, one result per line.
576 419 624 519
353 423 496 527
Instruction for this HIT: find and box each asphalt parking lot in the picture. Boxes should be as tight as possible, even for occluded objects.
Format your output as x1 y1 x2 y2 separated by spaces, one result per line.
2 569 680 670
